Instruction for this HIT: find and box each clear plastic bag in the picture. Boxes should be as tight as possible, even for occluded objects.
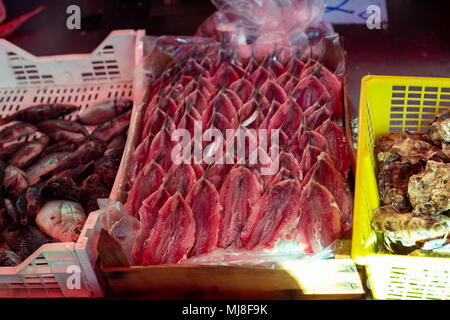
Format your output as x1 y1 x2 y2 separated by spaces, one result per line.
196 0 326 59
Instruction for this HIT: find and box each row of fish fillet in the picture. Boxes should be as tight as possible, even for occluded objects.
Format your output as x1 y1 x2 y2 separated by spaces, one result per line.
123 42 354 265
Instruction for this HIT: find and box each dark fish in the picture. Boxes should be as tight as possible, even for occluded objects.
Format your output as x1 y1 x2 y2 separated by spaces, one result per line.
56 161 95 184
76 97 133 125
89 110 131 142
15 181 47 225
105 134 126 156
8 135 49 168
0 142 26 162
0 207 8 232
4 198 19 224
0 160 5 195
0 104 78 125
40 142 77 157
0 248 22 266
40 140 107 179
1 224 52 260
81 173 110 212
94 153 122 189
48 130 87 145
45 176 90 206
0 122 37 144
26 151 70 185
36 119 89 136
3 165 29 199
36 200 86 242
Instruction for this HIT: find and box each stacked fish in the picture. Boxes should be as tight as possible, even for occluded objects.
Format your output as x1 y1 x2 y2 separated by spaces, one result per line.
127 43 354 265
0 98 131 266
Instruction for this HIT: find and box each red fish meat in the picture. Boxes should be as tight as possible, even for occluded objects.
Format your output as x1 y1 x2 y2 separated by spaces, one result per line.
141 193 196 265
295 180 342 253
218 167 262 248
240 180 302 250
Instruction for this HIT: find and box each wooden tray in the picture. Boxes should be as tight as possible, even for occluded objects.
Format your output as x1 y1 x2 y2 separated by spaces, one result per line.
101 39 364 299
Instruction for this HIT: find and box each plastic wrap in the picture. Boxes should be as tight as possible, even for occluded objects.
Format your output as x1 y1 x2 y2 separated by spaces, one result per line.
196 0 327 59
98 199 140 265
115 26 350 266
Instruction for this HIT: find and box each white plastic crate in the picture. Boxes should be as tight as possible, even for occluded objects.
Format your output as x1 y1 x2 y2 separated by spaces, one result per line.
0 29 144 298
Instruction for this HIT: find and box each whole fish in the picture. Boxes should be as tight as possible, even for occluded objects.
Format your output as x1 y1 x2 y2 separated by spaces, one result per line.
89 110 131 142
81 173 110 212
36 119 89 136
94 152 122 189
1 224 52 261
0 122 37 144
0 248 22 266
0 104 78 126
35 200 86 242
40 140 106 179
8 135 49 168
105 133 126 156
15 181 47 225
3 165 29 199
44 176 90 206
40 142 77 157
48 130 87 145
0 142 26 162
0 160 5 195
76 97 133 125
0 207 8 232
56 161 95 184
25 151 70 185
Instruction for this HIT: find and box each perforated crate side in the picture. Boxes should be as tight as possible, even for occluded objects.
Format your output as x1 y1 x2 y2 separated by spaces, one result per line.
0 30 136 88
353 75 450 300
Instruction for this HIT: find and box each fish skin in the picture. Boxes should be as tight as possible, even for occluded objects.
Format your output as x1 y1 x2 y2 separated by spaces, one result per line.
0 207 8 232
4 198 19 224
240 179 302 250
57 161 95 184
3 165 28 200
141 193 196 265
290 76 331 111
89 109 131 142
218 167 262 248
1 224 52 261
39 142 77 158
48 130 87 146
105 133 126 154
25 151 70 185
40 140 107 180
299 144 323 178
268 98 303 138
0 248 22 266
94 151 123 189
35 200 87 242
36 119 89 136
124 161 165 218
80 173 110 213
0 142 26 162
131 187 171 264
186 178 221 257
8 135 49 168
289 130 328 164
0 104 78 126
44 176 90 206
0 122 37 144
15 181 47 225
76 98 133 125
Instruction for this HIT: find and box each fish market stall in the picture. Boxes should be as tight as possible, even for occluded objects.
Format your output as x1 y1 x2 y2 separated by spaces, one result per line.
0 29 139 297
97 0 364 299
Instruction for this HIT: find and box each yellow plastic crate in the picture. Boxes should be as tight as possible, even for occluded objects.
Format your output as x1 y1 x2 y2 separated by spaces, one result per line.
351 75 450 300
